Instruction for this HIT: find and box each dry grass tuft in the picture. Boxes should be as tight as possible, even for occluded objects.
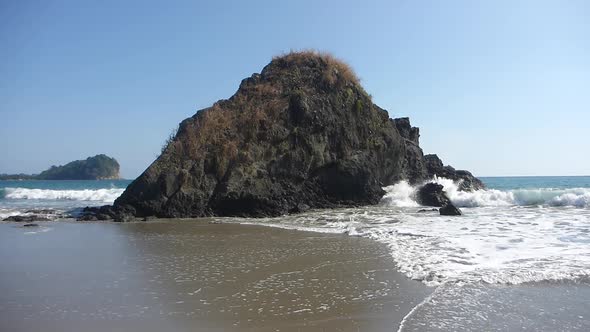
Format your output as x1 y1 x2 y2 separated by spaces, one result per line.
167 94 287 179
162 50 361 178
273 49 360 87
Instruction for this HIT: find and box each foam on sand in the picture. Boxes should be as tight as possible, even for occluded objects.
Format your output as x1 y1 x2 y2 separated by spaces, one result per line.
232 177 590 286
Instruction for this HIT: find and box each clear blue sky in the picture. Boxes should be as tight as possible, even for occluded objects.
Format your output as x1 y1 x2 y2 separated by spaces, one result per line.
1 0 588 178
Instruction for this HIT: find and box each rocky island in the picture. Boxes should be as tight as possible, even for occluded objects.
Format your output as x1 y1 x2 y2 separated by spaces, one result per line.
0 154 120 180
87 51 482 220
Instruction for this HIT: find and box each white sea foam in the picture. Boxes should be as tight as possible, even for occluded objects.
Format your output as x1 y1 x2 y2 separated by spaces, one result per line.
0 208 22 220
381 181 419 207
370 208 590 285
3 187 124 203
231 177 590 286
380 177 590 208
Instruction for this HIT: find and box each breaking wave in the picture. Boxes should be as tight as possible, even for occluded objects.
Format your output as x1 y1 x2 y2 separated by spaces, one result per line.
1 187 124 203
234 177 590 286
381 178 590 208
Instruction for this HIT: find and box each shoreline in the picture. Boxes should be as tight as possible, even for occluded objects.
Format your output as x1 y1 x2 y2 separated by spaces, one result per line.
3 218 590 331
0 220 433 332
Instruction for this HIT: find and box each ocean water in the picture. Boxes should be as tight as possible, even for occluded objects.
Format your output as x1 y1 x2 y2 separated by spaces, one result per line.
233 175 590 330
3 176 588 286
0 179 131 219
2 176 590 330
226 176 590 285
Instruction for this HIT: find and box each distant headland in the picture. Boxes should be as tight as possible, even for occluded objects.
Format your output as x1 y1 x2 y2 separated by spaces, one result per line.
0 154 120 180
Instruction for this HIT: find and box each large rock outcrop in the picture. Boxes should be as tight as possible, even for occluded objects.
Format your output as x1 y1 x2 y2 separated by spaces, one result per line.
394 117 428 184
110 51 482 219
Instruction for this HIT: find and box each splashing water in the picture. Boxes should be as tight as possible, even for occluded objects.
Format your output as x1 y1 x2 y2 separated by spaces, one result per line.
234 177 590 286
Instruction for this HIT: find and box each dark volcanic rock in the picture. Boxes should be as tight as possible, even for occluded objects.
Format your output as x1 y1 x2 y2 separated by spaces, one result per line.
416 182 462 216
424 154 484 191
96 213 111 221
109 51 483 219
439 203 462 216
416 183 451 207
24 209 57 214
3 215 50 222
290 203 311 214
114 52 409 218
394 117 420 145
417 208 438 213
77 214 98 221
77 205 136 222
394 117 428 185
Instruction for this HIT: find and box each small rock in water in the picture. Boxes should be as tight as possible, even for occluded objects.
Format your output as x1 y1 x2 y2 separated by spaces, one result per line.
290 203 311 213
417 208 438 213
439 203 462 216
417 183 451 207
4 215 50 222
96 214 111 221
424 154 485 191
113 213 134 223
23 223 39 227
78 214 98 221
24 209 56 214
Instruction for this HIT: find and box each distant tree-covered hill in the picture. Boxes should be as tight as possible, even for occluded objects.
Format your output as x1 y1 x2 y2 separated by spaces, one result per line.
0 173 37 180
0 154 121 180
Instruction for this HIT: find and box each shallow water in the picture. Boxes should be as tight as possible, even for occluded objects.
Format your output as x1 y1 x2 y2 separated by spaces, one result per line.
400 281 590 331
0 221 429 332
234 204 590 286
227 176 590 330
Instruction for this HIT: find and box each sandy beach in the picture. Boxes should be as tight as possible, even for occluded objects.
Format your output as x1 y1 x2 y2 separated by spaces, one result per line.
0 221 431 332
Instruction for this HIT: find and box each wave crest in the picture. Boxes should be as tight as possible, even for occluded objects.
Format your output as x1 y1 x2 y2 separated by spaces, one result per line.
381 178 590 208
2 187 124 203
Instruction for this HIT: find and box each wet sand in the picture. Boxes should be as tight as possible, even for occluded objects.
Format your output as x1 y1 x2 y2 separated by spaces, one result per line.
0 221 431 332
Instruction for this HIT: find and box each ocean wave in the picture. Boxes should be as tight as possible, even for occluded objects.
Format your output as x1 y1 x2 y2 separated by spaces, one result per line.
362 222 590 286
231 204 590 286
218 177 590 287
381 178 590 208
380 181 420 207
1 187 124 203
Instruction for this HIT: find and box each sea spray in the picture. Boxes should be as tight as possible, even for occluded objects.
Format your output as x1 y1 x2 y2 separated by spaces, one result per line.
231 176 590 286
380 181 419 207
380 177 590 208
